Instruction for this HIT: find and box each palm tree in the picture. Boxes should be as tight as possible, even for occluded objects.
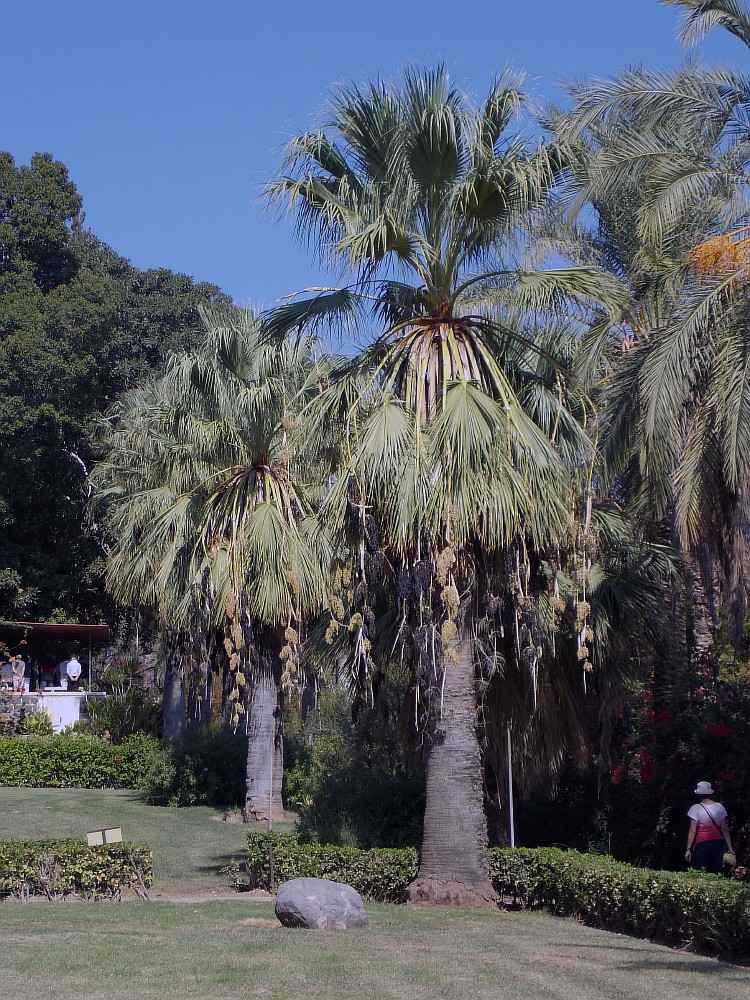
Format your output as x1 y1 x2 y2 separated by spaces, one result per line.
91 376 198 740
549 18 750 653
663 0 750 48
266 66 619 905
540 102 719 695
92 306 331 820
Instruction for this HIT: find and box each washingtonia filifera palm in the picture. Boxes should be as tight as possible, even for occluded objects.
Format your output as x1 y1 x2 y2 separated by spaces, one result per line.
267 66 619 905
90 373 207 739
92 305 331 819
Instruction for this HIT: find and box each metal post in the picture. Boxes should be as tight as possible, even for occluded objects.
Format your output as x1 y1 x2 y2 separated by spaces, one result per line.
268 714 275 893
506 721 515 848
268 714 274 832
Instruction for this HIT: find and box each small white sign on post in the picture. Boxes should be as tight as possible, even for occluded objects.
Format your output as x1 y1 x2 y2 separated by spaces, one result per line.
86 827 123 847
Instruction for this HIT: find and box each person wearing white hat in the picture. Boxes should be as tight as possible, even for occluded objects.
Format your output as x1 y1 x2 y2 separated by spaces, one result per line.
685 781 735 874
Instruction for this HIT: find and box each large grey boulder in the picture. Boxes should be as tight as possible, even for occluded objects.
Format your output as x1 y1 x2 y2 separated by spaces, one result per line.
275 877 369 930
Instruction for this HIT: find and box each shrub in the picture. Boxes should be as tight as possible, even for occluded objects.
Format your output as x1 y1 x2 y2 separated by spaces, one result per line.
246 831 418 902
143 730 247 806
490 847 750 957
244 833 750 957
17 708 54 737
519 656 750 870
0 733 158 789
284 689 424 848
0 838 152 900
82 657 162 742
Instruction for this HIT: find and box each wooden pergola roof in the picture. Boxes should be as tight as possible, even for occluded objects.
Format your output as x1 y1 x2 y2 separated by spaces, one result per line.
0 621 110 640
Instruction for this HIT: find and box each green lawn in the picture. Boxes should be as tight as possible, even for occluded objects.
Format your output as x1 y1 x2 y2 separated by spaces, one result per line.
0 786 290 896
1 787 748 1000
1 899 748 1000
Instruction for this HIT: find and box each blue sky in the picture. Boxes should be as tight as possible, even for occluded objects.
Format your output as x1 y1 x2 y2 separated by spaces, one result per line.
3 1 745 307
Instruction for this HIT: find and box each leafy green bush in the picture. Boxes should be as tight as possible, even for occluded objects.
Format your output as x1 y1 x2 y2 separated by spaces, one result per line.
519 656 750 870
490 847 750 957
17 708 54 737
245 833 750 956
0 733 158 788
0 838 152 900
87 659 162 741
284 690 424 848
246 831 418 902
143 730 247 806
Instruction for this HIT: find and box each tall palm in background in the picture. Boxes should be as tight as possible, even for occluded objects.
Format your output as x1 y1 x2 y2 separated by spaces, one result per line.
92 306 331 820
541 105 724 699
267 66 621 905
550 2 750 657
91 374 199 740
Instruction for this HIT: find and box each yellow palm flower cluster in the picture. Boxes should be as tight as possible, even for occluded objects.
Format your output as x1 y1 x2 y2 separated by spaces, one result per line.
687 228 750 275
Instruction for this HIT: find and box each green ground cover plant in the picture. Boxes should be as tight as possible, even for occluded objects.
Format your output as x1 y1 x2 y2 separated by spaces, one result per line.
492 848 750 957
246 832 418 901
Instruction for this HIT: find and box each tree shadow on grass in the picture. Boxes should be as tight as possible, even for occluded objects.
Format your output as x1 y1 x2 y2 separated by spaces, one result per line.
193 851 246 879
556 941 750 973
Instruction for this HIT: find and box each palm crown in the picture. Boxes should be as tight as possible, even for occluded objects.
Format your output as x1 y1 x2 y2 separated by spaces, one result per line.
267 67 615 552
93 307 331 720
549 5 750 644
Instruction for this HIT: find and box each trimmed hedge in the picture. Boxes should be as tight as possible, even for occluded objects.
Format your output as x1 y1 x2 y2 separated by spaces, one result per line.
490 848 750 957
247 832 417 902
0 734 159 789
0 839 153 900
245 833 750 957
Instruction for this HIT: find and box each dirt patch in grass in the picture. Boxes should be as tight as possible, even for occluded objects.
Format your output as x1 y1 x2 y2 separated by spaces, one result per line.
149 888 274 903
213 809 298 824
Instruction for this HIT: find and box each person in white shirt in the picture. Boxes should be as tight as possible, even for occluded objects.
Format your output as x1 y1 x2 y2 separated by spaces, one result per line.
685 780 735 874
66 655 82 691
11 656 25 692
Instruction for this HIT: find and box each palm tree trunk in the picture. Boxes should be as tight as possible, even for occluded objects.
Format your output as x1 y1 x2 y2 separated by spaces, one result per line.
161 626 185 741
652 506 717 712
244 670 284 822
406 605 497 908
653 568 690 714
653 551 716 712
688 558 715 663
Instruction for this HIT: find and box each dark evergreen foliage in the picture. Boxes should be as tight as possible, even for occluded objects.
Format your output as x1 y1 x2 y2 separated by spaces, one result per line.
0 152 229 621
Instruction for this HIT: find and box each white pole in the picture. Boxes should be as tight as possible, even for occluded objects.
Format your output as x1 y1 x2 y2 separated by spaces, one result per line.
268 713 274 832
267 711 275 893
506 721 515 848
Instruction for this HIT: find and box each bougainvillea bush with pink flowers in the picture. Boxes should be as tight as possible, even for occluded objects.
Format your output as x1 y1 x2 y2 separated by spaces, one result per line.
516 656 750 871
